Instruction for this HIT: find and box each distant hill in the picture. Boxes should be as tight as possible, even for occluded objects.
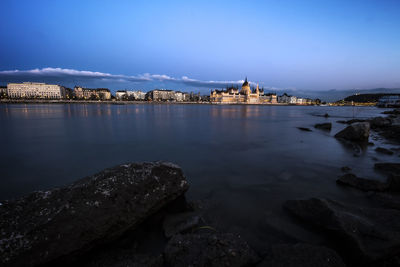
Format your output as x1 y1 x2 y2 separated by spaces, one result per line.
277 88 400 102
343 93 400 103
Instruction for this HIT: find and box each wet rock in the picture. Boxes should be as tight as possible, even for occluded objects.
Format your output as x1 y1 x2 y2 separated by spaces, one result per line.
163 212 201 238
85 251 164 267
382 109 400 115
375 163 400 175
164 233 259 267
368 192 400 210
284 198 400 263
314 123 332 131
377 125 400 143
297 127 312 132
336 173 388 192
369 117 392 129
258 243 345 267
0 161 189 267
375 147 394 155
334 122 370 142
340 166 352 172
387 175 400 192
337 119 367 124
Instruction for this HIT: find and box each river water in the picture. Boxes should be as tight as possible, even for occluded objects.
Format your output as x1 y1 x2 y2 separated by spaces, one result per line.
1 103 398 250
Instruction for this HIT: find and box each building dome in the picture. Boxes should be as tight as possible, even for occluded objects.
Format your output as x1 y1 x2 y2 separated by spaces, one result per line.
242 77 249 87
241 77 251 95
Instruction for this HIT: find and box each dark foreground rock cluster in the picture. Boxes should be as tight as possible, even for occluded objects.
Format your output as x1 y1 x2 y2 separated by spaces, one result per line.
1 109 399 267
1 161 341 267
334 109 400 144
284 198 400 266
285 109 400 266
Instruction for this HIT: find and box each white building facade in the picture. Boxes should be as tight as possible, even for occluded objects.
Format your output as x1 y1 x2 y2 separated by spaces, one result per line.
7 82 66 99
127 91 146 100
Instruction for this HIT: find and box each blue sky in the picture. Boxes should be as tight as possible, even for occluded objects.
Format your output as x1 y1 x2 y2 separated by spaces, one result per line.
0 0 399 94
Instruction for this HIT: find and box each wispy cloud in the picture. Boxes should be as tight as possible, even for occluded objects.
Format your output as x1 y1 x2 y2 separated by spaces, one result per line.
0 67 150 82
0 67 248 88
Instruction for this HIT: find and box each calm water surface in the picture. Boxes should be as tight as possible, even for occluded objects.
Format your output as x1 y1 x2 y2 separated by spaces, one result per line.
1 103 398 249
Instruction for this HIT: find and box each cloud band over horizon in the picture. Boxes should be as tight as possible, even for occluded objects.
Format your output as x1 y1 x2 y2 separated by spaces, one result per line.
0 67 252 90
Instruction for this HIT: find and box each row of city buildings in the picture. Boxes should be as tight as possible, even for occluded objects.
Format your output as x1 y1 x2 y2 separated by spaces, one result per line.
0 82 205 102
2 83 113 100
115 90 204 102
0 80 320 105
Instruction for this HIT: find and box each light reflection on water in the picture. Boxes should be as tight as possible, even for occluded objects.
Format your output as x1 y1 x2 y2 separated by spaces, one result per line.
0 103 398 248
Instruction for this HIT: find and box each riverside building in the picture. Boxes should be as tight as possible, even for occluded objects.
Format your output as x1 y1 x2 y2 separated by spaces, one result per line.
115 90 146 100
73 86 111 100
7 82 66 99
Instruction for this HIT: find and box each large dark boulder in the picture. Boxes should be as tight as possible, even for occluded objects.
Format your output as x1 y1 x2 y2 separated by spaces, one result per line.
334 122 370 142
257 243 345 267
284 198 400 263
164 233 259 267
0 161 189 267
336 173 388 192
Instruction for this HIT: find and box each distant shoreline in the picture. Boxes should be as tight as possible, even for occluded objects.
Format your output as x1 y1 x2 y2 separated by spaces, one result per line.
0 99 376 107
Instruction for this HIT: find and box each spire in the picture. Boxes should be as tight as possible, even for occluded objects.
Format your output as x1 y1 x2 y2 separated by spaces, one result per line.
245 76 248 83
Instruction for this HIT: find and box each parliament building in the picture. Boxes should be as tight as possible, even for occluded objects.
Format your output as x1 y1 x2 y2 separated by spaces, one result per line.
210 77 277 104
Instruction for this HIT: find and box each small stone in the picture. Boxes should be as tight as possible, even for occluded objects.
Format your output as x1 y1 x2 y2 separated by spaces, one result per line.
297 127 312 132
340 166 351 172
314 123 332 131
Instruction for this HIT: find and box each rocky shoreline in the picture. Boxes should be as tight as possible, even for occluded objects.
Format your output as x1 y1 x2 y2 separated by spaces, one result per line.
1 109 400 267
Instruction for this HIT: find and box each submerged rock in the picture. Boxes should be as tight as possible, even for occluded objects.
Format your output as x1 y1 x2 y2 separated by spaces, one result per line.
375 163 400 175
284 198 400 263
258 243 345 267
164 233 259 267
334 122 370 142
382 109 400 115
337 119 366 124
387 175 400 192
368 192 400 210
336 173 387 192
0 161 189 267
369 117 392 129
376 125 400 143
314 123 332 131
162 212 201 238
340 166 352 172
297 127 312 132
375 147 394 155
85 251 164 267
